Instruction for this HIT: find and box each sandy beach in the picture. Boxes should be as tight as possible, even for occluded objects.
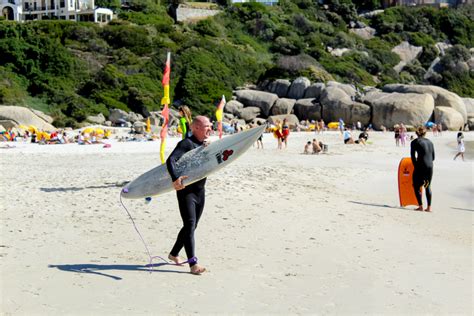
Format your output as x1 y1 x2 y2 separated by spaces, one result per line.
1 130 472 315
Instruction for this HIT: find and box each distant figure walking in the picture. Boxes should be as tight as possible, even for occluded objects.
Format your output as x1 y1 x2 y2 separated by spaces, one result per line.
256 122 264 149
178 106 192 139
281 118 290 149
318 119 325 134
400 123 407 147
338 118 345 135
394 125 401 147
411 126 435 212
453 132 465 161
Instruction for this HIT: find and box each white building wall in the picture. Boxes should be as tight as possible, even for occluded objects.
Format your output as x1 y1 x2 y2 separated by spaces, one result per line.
0 0 111 22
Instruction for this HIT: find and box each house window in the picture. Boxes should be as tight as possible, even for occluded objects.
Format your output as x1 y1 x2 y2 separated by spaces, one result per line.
60 0 65 7
8 0 15 4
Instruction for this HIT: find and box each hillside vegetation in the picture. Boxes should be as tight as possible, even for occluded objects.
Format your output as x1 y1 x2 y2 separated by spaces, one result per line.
0 0 473 126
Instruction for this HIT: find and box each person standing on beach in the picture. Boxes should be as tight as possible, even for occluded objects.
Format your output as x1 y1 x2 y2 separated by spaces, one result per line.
400 123 407 147
178 106 192 139
281 118 290 149
453 132 465 161
338 118 344 135
410 126 435 212
166 116 212 275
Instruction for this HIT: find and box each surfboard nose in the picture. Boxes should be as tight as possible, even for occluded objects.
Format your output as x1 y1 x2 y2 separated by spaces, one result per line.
248 124 266 138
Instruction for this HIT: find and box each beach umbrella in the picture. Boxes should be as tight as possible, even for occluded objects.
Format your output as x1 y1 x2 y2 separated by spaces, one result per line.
95 128 105 135
425 122 435 128
28 125 38 133
83 127 94 134
327 122 339 129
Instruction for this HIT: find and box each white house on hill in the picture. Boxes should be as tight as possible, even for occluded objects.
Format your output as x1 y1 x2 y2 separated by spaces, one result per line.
0 0 113 23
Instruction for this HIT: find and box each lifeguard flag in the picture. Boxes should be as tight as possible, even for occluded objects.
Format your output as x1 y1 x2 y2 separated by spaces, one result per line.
160 52 171 164
215 95 226 139
146 117 151 133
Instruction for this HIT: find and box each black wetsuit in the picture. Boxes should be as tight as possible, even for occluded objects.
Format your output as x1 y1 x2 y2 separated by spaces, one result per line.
166 135 206 266
410 137 435 206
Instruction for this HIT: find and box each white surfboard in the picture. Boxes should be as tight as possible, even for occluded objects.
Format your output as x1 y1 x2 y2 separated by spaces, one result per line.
121 124 265 199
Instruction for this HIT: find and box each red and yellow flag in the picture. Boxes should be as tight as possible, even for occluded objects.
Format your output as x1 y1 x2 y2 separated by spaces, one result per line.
215 95 226 139
160 52 171 164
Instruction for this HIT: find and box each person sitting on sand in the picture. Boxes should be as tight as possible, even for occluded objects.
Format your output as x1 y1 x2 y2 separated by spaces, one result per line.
304 141 311 154
343 128 355 144
355 130 368 145
312 138 323 154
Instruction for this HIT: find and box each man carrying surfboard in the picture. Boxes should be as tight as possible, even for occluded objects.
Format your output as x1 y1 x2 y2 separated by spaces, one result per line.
410 126 435 212
166 116 212 275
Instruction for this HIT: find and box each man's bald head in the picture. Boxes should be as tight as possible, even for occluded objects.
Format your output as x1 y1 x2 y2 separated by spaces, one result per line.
191 116 212 142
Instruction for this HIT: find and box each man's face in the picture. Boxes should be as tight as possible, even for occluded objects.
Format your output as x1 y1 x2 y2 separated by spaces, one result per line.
193 118 212 142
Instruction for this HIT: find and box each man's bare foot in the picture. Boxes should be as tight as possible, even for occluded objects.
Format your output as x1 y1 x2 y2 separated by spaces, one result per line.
424 207 432 212
168 254 183 265
414 206 423 211
190 265 206 275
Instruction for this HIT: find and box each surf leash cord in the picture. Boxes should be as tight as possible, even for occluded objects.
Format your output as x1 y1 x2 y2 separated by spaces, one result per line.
119 191 197 272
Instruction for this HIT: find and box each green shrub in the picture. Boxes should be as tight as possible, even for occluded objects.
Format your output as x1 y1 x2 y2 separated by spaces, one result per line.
193 19 222 37
319 56 375 86
402 60 426 82
0 67 28 105
418 45 438 69
101 25 153 55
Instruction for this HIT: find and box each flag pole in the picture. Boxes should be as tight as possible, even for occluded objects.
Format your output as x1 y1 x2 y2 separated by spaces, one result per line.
160 52 171 164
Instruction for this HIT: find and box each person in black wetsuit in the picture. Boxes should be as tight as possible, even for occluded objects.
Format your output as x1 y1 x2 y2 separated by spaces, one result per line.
166 116 212 275
410 126 435 212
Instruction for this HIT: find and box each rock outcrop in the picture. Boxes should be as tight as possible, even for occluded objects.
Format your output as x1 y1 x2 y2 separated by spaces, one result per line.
434 107 464 131
267 79 291 98
382 84 467 121
0 105 55 131
320 85 352 123
303 83 325 100
237 107 261 123
287 77 311 100
224 100 244 117
271 98 296 115
366 92 435 129
391 41 423 73
86 113 106 124
234 90 279 117
293 99 322 121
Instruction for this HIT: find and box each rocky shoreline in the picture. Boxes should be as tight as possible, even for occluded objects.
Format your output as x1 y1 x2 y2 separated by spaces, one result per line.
1 80 473 134
226 79 474 131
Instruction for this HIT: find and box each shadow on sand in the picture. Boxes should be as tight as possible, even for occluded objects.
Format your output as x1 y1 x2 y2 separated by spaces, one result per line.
349 200 408 210
40 182 129 193
48 262 187 280
451 207 474 212
350 201 473 212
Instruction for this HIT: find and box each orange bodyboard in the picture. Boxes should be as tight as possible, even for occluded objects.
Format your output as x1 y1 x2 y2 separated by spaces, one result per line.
398 157 418 207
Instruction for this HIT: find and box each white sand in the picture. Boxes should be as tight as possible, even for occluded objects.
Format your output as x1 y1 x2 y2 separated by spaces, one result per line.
1 130 472 315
